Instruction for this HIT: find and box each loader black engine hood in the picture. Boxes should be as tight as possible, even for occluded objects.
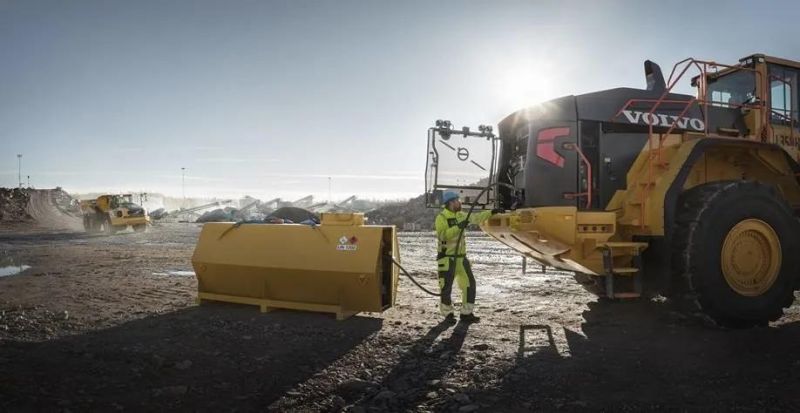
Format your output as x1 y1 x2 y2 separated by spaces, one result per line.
495 60 746 209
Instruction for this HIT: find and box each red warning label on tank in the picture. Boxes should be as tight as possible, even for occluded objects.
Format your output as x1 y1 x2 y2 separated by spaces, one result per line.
337 236 358 251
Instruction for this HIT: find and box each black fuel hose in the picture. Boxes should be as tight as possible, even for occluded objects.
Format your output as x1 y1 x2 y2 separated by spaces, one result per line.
390 256 441 296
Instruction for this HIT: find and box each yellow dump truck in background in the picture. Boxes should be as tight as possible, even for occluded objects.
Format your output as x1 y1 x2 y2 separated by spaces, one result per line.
79 194 149 234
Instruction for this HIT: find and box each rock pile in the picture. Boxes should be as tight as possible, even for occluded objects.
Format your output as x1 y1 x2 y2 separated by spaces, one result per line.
365 193 437 230
0 188 33 222
195 207 238 223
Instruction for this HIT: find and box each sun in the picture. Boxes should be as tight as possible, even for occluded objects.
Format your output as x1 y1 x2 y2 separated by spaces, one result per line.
493 59 557 109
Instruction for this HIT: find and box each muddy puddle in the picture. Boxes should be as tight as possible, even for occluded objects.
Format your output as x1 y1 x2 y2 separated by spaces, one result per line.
0 254 31 277
152 270 195 276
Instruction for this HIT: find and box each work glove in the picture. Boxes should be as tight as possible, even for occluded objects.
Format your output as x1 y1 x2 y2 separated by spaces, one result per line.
491 208 504 215
457 221 469 229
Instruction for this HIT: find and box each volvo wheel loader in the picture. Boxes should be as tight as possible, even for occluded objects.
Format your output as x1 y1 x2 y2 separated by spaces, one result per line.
80 194 149 234
426 54 800 327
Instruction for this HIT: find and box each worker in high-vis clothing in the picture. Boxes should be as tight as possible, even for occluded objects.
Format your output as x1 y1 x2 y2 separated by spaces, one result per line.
435 191 502 323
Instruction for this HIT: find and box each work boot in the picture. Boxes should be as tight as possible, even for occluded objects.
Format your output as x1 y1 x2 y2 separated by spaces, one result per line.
444 313 456 324
459 313 480 323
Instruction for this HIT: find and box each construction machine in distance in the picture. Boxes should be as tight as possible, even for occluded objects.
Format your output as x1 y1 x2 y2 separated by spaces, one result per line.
80 194 149 234
426 54 800 327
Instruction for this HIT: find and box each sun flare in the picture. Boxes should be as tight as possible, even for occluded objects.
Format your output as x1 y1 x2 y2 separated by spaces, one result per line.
494 60 558 108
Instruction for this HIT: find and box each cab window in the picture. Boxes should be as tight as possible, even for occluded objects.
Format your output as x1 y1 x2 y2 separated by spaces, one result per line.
707 71 756 108
769 65 798 124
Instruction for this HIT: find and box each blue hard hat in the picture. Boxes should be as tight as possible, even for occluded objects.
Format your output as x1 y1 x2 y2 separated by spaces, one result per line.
442 191 460 204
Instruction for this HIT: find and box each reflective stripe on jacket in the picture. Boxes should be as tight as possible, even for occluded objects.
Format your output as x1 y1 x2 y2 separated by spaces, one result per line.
434 207 492 258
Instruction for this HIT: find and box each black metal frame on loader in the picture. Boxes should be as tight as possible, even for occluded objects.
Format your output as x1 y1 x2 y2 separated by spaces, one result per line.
425 120 500 209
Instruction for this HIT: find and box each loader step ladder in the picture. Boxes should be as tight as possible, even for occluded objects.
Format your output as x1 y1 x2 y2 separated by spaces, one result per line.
599 242 647 299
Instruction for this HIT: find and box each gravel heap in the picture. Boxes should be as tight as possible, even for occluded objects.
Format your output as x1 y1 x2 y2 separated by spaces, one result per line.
195 207 238 223
366 193 437 230
0 188 33 221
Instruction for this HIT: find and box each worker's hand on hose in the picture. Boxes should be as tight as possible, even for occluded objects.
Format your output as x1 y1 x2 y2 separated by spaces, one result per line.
457 221 469 229
491 208 504 215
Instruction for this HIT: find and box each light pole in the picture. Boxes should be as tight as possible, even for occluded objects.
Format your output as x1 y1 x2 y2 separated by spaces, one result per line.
181 167 186 208
328 176 332 204
16 154 22 188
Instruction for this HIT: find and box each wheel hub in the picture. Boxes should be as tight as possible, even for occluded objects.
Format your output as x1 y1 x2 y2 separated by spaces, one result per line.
720 219 781 296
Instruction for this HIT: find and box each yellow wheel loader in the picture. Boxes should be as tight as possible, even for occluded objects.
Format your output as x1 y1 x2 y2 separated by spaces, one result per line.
426 54 800 327
79 194 150 234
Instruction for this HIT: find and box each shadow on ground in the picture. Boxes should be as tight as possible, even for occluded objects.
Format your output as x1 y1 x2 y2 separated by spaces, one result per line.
0 304 382 411
472 299 800 411
0 231 89 244
347 319 472 411
4 291 800 411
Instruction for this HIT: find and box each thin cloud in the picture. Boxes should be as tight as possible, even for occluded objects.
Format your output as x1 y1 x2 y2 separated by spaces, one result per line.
153 174 227 183
114 146 146 153
197 157 279 163
188 145 229 152
255 173 422 181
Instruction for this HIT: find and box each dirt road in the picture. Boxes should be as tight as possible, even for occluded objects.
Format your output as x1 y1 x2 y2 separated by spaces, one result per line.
1 223 799 412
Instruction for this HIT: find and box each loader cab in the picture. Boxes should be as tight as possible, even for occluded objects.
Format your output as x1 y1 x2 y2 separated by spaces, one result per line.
760 56 800 158
756 56 800 138
733 55 800 125
693 59 761 138
705 69 756 108
698 54 800 154
768 63 798 124
743 55 800 158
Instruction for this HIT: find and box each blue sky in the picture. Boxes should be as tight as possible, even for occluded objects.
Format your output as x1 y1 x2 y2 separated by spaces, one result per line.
1 0 798 199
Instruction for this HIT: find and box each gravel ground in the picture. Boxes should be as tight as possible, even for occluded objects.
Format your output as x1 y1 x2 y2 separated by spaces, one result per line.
1 223 800 412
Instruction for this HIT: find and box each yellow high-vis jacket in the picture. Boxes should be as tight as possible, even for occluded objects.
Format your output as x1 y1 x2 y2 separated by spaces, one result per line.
434 207 492 259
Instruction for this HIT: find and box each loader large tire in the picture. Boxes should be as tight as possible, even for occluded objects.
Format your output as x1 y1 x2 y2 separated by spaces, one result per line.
671 181 799 328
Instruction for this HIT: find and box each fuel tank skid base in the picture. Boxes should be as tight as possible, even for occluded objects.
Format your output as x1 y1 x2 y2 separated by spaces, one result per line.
196 293 359 320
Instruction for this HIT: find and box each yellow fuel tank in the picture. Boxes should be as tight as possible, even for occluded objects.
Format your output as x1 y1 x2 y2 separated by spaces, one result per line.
191 213 399 320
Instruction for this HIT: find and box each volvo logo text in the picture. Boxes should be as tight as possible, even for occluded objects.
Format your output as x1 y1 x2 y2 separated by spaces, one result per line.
621 109 705 131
